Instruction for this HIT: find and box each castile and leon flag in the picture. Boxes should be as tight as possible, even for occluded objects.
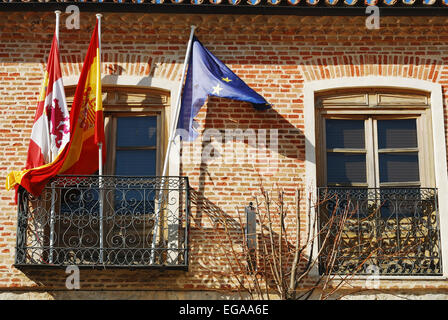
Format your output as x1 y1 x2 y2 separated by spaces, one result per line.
26 32 70 170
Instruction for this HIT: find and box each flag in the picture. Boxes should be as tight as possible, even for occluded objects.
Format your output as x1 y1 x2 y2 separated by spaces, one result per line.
5 30 70 196
26 32 70 169
60 19 105 175
177 36 270 140
6 21 105 197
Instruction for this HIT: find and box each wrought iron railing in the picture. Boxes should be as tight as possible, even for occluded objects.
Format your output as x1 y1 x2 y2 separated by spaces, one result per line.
317 187 442 276
15 175 189 269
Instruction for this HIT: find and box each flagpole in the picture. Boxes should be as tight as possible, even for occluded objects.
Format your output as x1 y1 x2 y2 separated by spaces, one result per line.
96 13 104 264
55 10 61 44
161 25 196 179
49 9 61 265
45 11 62 164
96 14 103 177
150 25 196 264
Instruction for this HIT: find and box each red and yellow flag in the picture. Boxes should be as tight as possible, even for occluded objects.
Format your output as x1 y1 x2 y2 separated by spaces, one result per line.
6 21 106 197
60 20 105 175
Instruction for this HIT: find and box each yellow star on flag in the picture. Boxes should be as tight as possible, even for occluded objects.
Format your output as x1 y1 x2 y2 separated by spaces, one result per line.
222 77 232 83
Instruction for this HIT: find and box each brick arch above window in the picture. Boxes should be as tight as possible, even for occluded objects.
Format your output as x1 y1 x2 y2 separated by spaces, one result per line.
299 56 443 83
62 74 179 95
64 84 171 108
60 54 183 83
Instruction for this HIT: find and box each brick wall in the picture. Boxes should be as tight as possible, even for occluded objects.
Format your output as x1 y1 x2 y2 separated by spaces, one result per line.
1 12 448 297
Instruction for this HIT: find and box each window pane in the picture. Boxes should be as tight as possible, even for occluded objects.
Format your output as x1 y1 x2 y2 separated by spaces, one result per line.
117 116 157 147
377 119 417 149
116 149 157 176
327 153 366 184
326 119 365 149
379 152 419 183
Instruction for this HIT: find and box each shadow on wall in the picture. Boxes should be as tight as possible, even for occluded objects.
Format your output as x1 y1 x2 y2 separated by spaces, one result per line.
186 97 310 226
188 187 298 296
181 98 309 295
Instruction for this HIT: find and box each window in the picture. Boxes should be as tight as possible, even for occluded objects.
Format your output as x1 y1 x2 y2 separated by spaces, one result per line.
114 116 158 176
316 89 442 276
62 85 170 176
105 114 161 177
102 87 168 177
105 114 160 217
324 118 423 187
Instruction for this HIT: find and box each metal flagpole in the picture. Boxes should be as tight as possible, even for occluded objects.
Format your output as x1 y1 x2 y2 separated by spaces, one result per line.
150 25 196 264
49 10 61 265
96 13 104 264
161 25 196 180
55 10 60 45
96 14 103 178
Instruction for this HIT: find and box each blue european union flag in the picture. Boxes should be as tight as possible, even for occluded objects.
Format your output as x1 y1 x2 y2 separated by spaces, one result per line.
177 36 271 140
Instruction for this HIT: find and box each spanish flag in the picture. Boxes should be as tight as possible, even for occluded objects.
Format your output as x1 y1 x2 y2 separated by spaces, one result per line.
6 20 105 197
59 19 105 175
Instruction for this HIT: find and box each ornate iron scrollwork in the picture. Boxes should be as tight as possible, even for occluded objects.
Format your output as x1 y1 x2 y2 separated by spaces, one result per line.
15 175 189 269
317 187 442 276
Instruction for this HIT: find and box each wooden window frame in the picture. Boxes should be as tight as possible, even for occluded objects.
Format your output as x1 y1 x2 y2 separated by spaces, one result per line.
65 85 170 177
316 89 435 189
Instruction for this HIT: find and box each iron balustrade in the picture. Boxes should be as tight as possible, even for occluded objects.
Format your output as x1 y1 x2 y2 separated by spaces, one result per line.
15 175 189 269
317 187 442 276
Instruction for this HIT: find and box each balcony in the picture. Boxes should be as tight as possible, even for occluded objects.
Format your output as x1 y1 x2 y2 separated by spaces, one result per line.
15 175 189 269
317 187 442 276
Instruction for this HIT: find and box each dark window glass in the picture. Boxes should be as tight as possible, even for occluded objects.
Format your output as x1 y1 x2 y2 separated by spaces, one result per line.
326 119 365 149
379 153 419 183
115 116 157 177
116 150 156 176
117 116 157 147
327 153 366 184
377 119 417 149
